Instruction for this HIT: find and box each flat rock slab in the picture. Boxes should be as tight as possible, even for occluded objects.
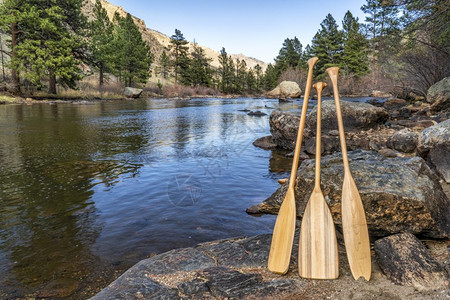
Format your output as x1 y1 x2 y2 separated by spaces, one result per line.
92 233 450 299
374 233 448 291
247 150 450 238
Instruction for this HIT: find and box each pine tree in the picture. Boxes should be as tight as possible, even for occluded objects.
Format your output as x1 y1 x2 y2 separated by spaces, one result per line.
275 37 303 71
263 64 278 90
309 13 344 79
169 29 189 85
254 64 263 91
158 50 171 79
188 44 212 87
218 47 232 93
113 13 152 87
361 0 400 56
246 68 256 92
341 11 369 77
89 0 114 87
0 0 87 94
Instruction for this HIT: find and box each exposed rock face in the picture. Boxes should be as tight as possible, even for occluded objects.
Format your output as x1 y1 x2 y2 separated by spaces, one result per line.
269 110 305 151
124 87 143 98
252 135 278 150
93 233 449 299
374 233 448 291
386 128 419 153
418 119 450 183
427 77 450 112
267 81 302 99
306 100 388 132
247 150 450 238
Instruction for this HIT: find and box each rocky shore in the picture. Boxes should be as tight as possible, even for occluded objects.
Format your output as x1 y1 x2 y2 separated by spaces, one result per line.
92 79 449 299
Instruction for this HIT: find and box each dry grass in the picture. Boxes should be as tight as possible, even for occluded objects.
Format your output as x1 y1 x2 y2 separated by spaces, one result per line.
0 94 17 103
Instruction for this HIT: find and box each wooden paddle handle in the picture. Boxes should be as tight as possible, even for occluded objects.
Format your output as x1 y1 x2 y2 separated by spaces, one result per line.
312 82 326 190
288 57 319 189
326 67 350 171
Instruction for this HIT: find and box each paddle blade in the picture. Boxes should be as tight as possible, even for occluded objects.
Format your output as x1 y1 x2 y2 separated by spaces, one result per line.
299 189 339 279
268 188 296 274
342 175 371 281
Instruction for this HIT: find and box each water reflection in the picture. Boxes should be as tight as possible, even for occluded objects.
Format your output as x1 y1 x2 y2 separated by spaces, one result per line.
0 98 286 298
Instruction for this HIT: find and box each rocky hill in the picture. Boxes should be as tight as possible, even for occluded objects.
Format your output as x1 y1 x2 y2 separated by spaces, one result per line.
82 0 268 72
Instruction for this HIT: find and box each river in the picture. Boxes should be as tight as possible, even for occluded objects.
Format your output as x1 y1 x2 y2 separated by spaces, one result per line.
0 97 376 298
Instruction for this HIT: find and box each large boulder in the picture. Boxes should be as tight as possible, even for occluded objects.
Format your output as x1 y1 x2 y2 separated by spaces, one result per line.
427 77 450 112
374 233 448 291
124 87 143 98
247 150 450 238
93 233 449 299
305 100 388 133
418 119 450 182
269 110 306 151
386 128 419 153
266 81 302 99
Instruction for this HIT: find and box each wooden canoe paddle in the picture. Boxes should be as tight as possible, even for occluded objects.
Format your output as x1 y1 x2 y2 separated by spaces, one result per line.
298 82 339 279
268 57 318 274
326 67 371 281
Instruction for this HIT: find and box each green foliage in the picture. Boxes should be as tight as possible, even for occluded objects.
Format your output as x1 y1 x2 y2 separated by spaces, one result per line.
218 47 232 93
185 44 212 87
112 13 153 87
274 37 303 71
341 11 369 76
262 64 278 91
89 0 114 86
169 29 189 85
1 0 87 93
158 50 171 79
309 13 344 79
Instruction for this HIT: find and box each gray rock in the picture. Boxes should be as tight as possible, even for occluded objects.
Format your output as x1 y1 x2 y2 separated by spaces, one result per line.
266 81 302 99
247 110 267 116
124 87 143 98
374 233 448 291
306 100 388 132
384 98 408 110
252 135 277 150
418 119 450 154
418 119 450 182
378 148 401 158
269 110 307 151
386 128 419 153
427 77 450 112
247 150 450 238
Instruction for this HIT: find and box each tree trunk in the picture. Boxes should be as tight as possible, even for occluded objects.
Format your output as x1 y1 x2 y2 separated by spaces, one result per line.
99 65 104 87
49 72 57 94
11 22 20 94
0 34 5 81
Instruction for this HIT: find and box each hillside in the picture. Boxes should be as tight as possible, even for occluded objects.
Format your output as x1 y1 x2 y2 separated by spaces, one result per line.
82 0 269 73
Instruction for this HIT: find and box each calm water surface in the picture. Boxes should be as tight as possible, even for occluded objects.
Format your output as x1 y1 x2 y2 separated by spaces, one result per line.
0 98 296 298
0 96 377 298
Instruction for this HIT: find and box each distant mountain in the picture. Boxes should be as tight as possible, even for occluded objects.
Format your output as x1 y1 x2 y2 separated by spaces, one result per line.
82 0 269 73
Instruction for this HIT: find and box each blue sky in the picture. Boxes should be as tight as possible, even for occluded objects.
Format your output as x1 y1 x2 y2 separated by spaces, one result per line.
108 0 368 63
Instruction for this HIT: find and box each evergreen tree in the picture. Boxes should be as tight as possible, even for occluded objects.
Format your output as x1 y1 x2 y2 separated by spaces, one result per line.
234 59 247 93
158 50 171 79
263 64 278 90
188 44 212 87
341 11 369 77
246 68 256 92
274 37 303 71
361 0 400 56
169 29 189 85
89 0 114 87
309 13 344 79
113 13 152 87
0 0 87 94
218 47 232 93
254 64 263 91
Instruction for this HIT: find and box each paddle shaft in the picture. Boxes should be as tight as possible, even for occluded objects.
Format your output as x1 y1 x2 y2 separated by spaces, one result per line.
313 82 326 190
288 57 318 190
326 68 350 173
